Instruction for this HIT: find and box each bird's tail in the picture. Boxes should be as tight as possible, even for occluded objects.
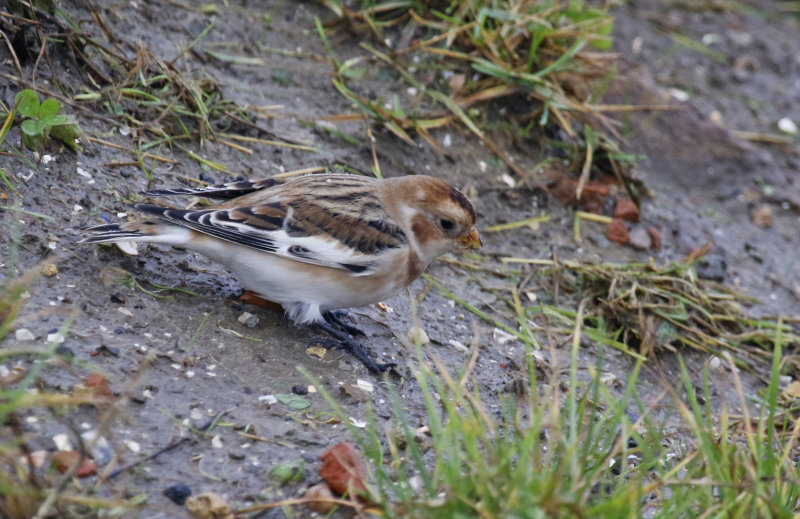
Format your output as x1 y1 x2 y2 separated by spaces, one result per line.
80 221 192 245
79 222 145 244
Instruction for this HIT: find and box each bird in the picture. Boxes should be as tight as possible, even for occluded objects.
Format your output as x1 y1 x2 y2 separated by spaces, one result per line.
81 173 481 373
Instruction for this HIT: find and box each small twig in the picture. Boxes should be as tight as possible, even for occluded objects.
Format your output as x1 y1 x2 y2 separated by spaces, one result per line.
0 29 23 77
85 136 178 164
31 33 48 85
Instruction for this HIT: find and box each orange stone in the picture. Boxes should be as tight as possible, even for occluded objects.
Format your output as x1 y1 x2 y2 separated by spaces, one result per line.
319 442 368 497
85 372 116 405
606 218 630 245
614 197 640 223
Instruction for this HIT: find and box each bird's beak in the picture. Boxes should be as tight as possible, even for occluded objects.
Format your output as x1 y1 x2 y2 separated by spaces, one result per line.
459 227 482 250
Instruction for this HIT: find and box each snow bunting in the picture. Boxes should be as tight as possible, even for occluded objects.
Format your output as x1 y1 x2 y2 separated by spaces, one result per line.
82 174 481 372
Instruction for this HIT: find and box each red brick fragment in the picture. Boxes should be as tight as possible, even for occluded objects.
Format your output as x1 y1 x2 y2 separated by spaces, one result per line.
646 226 662 250
614 197 640 223
85 373 116 404
51 451 97 477
549 177 611 213
606 218 630 245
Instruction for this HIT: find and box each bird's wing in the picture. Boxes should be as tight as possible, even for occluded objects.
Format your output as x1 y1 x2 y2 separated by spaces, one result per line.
133 175 407 274
142 178 281 200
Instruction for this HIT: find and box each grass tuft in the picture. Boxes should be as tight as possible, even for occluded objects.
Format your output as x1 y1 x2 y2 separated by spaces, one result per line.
292 324 800 517
318 0 641 193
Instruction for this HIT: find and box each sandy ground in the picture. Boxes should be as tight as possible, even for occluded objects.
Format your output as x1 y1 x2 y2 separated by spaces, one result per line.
1 1 799 517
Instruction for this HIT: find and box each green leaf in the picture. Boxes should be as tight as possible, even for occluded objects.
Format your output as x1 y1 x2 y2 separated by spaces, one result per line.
269 458 305 485
21 130 47 150
15 90 40 118
51 122 82 150
275 393 310 410
21 118 46 136
39 98 60 117
40 113 69 126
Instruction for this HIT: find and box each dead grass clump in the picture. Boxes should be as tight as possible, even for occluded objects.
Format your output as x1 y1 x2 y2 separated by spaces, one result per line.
540 252 800 375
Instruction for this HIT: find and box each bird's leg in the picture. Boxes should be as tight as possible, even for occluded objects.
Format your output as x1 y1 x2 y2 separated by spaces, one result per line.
316 321 396 373
323 310 366 337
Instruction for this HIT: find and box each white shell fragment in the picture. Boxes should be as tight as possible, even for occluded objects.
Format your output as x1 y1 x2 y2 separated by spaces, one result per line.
778 117 798 135
46 333 65 344
15 329 35 341
258 394 278 405
115 241 139 256
53 433 72 451
355 379 374 393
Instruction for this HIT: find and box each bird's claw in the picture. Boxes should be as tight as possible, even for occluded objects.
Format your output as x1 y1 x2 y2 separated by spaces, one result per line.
315 321 397 374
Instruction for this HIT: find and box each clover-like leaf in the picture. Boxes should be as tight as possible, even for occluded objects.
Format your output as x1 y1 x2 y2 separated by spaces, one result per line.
21 118 46 136
15 89 40 118
41 113 69 127
39 98 61 118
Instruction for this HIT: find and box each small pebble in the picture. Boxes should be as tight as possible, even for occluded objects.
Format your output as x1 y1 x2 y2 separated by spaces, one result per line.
258 394 277 405
304 483 335 514
52 433 72 451
42 264 58 277
291 384 308 395
407 326 429 345
15 329 35 341
163 484 192 505
355 379 374 393
628 227 651 250
46 333 65 344
55 345 75 358
228 450 246 460
237 312 259 328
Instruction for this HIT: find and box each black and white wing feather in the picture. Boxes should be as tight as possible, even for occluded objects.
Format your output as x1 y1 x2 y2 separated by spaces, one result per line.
131 177 408 274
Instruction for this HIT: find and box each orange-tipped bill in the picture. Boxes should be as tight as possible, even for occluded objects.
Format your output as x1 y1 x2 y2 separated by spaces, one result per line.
459 228 482 250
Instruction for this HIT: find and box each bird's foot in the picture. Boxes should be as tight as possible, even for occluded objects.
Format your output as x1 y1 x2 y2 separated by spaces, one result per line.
315 322 396 374
322 310 366 337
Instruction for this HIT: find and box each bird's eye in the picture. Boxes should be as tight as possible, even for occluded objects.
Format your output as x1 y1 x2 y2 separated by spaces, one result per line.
440 218 454 231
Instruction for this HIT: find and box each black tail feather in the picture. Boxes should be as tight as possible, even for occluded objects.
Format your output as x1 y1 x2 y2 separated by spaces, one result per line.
141 178 280 200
